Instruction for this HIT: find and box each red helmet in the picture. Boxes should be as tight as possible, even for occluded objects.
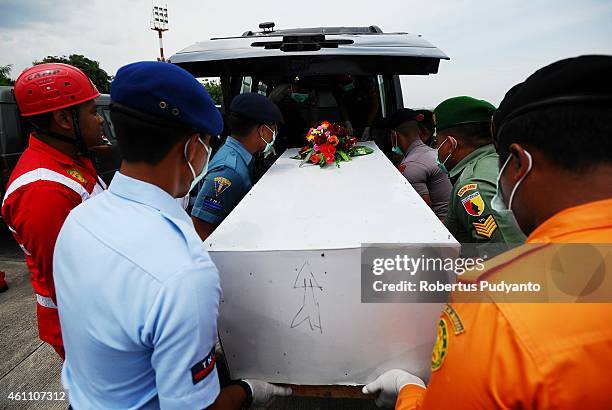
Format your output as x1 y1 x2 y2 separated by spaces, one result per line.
14 63 100 117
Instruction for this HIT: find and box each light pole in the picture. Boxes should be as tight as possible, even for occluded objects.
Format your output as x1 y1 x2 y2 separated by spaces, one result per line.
150 5 169 61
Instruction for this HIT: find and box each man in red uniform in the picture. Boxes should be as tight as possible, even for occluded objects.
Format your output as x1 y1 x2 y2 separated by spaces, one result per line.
1 63 106 359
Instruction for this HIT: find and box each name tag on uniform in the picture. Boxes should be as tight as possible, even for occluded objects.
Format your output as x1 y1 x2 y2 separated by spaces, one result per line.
191 346 217 385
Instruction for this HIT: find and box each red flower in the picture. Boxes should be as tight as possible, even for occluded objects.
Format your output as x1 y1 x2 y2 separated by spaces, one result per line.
344 137 357 150
310 153 321 164
319 143 336 155
315 135 327 145
324 153 335 164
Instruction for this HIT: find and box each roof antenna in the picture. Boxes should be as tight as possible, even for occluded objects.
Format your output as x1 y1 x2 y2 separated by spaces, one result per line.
259 22 275 33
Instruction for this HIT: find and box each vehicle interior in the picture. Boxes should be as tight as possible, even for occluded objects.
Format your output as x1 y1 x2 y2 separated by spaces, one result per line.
220 73 400 150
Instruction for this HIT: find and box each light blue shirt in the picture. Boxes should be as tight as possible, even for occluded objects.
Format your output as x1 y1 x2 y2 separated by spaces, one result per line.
53 172 221 410
192 136 253 225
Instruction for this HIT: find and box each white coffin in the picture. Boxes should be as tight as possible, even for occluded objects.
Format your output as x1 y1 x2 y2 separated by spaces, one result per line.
205 142 458 385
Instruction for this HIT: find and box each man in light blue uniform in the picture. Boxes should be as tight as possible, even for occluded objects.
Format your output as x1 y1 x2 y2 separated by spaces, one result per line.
53 62 290 409
191 92 282 240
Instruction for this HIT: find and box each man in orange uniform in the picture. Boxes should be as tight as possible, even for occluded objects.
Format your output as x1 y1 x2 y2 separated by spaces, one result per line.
364 55 612 408
1 63 106 359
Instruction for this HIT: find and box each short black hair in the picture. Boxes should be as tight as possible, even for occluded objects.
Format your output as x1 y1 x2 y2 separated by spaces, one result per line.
110 109 191 165
416 109 435 131
227 112 258 138
27 113 53 130
27 103 86 132
441 123 492 147
395 120 419 136
497 104 612 171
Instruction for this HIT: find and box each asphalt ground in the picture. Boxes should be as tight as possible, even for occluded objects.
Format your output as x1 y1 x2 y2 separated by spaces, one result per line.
0 228 378 410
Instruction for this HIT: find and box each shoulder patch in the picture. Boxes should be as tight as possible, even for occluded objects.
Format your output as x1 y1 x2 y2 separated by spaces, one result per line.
461 191 485 216
214 177 232 196
443 303 465 335
431 318 449 372
398 164 406 173
457 183 477 197
473 215 498 238
191 346 217 385
66 168 87 184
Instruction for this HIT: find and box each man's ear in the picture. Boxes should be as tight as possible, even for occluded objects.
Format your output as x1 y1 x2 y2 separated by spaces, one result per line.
184 132 202 162
51 109 74 132
508 143 531 183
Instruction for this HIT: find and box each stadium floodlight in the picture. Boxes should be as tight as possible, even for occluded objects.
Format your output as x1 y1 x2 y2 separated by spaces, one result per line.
150 4 169 61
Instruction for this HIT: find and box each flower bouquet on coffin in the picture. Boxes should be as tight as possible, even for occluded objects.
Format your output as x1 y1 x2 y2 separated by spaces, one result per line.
292 121 374 167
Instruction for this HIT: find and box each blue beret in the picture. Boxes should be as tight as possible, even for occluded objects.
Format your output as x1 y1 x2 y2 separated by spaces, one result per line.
111 61 223 135
230 92 282 124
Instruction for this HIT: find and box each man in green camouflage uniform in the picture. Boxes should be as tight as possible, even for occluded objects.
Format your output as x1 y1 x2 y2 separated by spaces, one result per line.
434 96 526 249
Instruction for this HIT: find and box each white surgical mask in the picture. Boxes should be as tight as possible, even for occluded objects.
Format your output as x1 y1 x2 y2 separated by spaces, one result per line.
184 137 211 193
491 150 533 224
436 137 455 175
261 125 277 156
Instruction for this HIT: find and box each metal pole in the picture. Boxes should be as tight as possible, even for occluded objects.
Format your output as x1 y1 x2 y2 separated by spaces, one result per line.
158 30 165 62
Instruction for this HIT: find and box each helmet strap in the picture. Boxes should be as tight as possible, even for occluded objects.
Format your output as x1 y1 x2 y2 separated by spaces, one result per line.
70 107 90 157
29 109 90 158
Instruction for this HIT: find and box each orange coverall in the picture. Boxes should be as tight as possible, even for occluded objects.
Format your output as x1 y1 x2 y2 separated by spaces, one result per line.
397 198 612 409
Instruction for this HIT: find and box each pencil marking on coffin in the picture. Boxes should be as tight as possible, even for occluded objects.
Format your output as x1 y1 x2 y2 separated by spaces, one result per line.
290 261 323 333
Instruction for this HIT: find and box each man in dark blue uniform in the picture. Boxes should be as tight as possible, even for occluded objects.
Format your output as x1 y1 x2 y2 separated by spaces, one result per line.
191 93 282 240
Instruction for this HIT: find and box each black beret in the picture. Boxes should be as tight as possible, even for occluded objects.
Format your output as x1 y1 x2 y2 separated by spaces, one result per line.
230 92 283 124
493 55 612 139
387 108 419 130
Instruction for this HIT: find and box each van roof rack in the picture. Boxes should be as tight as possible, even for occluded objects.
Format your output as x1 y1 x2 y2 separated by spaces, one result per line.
239 24 384 38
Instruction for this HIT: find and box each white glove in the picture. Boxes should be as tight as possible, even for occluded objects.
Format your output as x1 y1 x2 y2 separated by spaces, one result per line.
362 369 425 408
243 379 292 407
344 120 355 135
360 126 372 141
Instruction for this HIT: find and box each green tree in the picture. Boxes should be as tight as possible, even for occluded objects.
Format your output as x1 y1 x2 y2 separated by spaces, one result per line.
33 54 112 93
0 64 14 86
202 79 222 105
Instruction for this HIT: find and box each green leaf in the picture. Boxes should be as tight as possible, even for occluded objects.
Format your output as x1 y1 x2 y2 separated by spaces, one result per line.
338 150 351 162
350 145 374 157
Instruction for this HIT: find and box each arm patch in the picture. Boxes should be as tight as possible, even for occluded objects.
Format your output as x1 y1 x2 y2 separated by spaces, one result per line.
190 346 217 385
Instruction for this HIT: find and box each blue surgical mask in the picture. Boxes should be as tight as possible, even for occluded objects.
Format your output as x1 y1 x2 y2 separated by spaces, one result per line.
185 137 211 193
436 137 455 175
436 157 449 175
291 93 309 104
391 131 403 156
261 125 277 155
491 150 533 214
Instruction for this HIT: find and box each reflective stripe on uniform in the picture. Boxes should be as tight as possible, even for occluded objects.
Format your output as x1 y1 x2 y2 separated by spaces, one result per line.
2 168 91 208
36 294 58 309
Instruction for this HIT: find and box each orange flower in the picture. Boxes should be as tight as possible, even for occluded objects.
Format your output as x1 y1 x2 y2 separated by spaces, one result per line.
328 135 339 146
321 121 331 128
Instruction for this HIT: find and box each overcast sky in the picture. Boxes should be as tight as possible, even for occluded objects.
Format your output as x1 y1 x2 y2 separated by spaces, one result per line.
1 0 611 108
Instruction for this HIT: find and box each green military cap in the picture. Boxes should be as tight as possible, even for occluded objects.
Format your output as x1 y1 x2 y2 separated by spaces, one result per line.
434 96 496 131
